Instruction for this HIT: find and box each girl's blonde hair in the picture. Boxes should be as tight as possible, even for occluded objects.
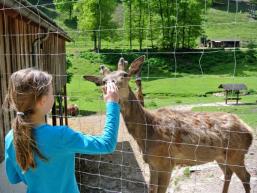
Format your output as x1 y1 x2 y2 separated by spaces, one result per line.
4 68 52 171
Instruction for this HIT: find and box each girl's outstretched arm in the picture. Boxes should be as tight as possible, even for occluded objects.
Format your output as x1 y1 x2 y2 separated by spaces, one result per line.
60 101 120 154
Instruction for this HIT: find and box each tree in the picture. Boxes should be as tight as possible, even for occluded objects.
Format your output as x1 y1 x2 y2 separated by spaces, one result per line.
54 0 76 20
76 0 117 51
176 0 206 48
125 0 210 49
27 0 57 18
74 0 210 50
124 0 135 49
124 0 148 50
129 0 133 49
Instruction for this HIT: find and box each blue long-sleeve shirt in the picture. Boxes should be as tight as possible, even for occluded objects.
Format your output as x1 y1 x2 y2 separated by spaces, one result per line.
5 102 120 193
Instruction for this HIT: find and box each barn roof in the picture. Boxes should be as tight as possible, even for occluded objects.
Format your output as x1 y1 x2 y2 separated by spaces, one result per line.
0 0 72 41
218 84 247 91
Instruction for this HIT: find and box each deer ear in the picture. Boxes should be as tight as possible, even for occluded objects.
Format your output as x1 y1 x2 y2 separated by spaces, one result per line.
117 57 128 71
128 55 145 76
83 75 103 86
99 65 110 76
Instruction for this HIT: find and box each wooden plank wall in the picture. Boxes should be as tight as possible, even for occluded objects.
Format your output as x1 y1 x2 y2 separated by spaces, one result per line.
0 11 68 161
0 13 6 162
42 33 67 94
0 12 13 162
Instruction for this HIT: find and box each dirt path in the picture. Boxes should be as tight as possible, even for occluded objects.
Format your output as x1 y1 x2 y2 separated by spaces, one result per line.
1 102 255 193
169 101 245 111
69 102 257 193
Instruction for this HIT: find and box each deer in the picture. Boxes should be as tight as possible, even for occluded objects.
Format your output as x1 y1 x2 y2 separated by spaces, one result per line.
83 56 253 193
67 104 79 116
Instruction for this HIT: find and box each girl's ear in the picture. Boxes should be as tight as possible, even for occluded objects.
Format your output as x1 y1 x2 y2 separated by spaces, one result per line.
36 95 47 109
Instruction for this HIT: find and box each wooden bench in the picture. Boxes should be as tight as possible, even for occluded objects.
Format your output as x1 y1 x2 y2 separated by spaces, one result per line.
225 97 241 104
218 84 247 104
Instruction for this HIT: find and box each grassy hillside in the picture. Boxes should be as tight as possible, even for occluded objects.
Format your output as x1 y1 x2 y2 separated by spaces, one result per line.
66 50 257 129
58 1 257 51
66 50 257 109
204 1 257 46
63 2 257 128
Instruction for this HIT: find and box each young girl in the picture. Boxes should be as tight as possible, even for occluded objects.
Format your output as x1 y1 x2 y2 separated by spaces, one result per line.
4 68 120 193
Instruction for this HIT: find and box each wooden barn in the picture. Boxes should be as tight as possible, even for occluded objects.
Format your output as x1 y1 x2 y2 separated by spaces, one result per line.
207 39 240 48
0 0 71 162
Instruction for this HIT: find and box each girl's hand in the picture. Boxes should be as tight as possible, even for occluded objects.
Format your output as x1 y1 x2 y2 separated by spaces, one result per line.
102 82 119 103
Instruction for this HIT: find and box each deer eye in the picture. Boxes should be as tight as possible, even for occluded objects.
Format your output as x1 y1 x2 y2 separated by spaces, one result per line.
123 73 128 78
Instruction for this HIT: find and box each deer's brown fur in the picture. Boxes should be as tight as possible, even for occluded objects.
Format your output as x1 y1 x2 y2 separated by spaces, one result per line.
84 56 253 193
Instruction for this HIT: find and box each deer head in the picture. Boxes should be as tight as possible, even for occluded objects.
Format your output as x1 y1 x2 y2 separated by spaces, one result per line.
83 55 145 102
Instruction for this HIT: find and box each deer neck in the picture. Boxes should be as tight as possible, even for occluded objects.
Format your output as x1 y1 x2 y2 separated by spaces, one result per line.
119 87 154 150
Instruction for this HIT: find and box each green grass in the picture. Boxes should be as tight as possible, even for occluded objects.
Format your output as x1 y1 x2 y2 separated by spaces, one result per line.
64 2 257 128
204 2 257 45
67 51 257 113
63 1 257 51
66 53 105 114
67 60 257 126
142 75 257 108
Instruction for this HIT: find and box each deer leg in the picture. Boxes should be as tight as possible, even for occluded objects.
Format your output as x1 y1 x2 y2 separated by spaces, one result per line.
156 170 172 193
230 164 251 193
149 167 158 193
218 164 233 193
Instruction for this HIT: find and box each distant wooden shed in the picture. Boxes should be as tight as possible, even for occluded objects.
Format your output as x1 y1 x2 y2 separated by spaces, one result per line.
0 0 71 162
208 39 240 48
218 83 247 104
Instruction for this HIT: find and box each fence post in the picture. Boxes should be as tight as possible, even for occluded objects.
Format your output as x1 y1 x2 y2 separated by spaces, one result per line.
52 101 57 126
58 94 63 126
0 111 4 163
64 85 68 126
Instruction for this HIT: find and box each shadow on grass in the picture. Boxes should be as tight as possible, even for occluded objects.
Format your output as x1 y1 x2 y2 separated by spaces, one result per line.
77 48 257 77
79 110 97 116
225 102 257 106
75 141 148 193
